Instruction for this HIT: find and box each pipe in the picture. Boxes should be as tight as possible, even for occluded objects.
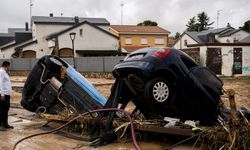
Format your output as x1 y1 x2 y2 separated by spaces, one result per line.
12 108 141 150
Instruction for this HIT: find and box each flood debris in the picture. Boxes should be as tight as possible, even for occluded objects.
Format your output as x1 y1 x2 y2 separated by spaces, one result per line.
19 48 250 149
197 89 250 150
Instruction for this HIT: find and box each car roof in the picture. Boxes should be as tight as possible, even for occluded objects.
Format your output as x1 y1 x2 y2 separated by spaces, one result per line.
129 47 188 57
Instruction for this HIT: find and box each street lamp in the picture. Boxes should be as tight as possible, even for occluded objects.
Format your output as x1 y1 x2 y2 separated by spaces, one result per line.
69 32 76 68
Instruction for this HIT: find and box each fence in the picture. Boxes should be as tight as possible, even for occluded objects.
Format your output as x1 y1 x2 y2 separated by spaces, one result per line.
0 56 125 72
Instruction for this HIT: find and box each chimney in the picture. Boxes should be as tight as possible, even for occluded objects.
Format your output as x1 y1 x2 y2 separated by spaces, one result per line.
74 16 79 24
25 22 29 31
49 13 53 17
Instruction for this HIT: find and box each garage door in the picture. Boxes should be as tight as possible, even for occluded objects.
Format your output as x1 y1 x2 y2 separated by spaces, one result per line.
22 50 36 58
59 48 73 58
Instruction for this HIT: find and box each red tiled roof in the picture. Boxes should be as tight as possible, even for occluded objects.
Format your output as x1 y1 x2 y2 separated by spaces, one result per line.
110 25 170 34
122 46 149 53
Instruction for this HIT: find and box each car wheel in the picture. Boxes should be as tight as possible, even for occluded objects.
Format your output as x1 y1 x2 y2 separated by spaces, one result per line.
145 77 172 103
43 56 63 73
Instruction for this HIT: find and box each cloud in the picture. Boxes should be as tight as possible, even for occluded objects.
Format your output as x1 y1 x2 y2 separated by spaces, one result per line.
0 0 249 35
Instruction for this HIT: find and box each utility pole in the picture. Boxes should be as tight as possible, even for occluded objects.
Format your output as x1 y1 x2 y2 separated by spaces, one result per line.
120 1 124 25
217 10 223 32
29 0 34 28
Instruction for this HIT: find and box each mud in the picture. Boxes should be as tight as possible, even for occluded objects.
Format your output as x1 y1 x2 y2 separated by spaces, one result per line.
6 76 250 150
221 77 250 110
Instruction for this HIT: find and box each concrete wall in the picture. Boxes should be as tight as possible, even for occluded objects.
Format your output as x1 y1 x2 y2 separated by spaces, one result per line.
0 56 125 72
199 45 250 76
242 47 250 75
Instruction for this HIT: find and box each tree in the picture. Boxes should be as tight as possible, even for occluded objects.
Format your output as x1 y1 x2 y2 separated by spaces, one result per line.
186 17 198 31
185 12 214 32
137 20 158 26
242 20 250 32
196 12 214 31
174 32 181 39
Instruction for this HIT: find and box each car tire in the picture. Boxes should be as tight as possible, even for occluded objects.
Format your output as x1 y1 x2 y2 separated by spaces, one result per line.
43 56 63 74
145 77 173 104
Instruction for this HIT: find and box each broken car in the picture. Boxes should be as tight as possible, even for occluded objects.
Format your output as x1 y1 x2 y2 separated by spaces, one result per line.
112 47 223 124
21 55 106 114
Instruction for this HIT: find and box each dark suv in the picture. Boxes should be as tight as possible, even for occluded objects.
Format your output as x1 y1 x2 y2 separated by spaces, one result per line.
113 47 223 123
21 55 106 114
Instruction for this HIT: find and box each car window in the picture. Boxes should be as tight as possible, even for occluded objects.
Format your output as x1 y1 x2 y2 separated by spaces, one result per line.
180 56 198 70
125 53 146 61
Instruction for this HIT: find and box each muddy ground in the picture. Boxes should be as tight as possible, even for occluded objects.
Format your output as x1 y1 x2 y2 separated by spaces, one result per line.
5 76 250 149
10 76 250 110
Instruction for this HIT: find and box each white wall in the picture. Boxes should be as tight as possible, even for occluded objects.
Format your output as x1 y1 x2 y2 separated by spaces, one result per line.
242 47 250 75
200 46 250 76
58 23 118 57
199 46 207 67
173 34 198 49
217 30 250 43
0 47 15 58
34 24 71 57
221 47 234 76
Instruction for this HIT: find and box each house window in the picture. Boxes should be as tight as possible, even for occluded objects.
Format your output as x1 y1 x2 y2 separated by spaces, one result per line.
184 40 187 46
141 37 148 45
155 37 164 44
125 37 132 45
79 29 83 36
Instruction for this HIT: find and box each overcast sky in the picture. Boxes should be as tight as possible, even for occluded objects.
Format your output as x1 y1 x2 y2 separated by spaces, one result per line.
0 0 249 35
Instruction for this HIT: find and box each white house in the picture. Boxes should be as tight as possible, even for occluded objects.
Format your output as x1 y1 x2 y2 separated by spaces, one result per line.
46 21 119 57
173 27 250 76
0 15 118 58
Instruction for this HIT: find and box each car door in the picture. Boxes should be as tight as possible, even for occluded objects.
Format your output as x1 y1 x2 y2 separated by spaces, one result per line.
180 56 222 121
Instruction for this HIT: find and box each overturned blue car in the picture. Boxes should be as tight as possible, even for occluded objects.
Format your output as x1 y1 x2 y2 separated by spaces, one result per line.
21 55 106 114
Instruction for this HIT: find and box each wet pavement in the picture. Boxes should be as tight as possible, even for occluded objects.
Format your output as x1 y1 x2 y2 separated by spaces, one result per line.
1 108 199 150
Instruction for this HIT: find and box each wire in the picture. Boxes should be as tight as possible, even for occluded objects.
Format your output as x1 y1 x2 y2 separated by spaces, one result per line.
12 108 141 150
163 132 201 150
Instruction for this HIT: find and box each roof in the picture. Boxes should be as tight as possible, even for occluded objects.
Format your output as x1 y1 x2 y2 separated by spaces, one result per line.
8 28 31 36
239 35 250 43
0 33 14 37
122 46 149 53
185 31 203 43
187 43 250 47
32 16 110 25
219 28 241 37
15 39 37 50
184 27 234 44
46 21 118 40
110 25 170 34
